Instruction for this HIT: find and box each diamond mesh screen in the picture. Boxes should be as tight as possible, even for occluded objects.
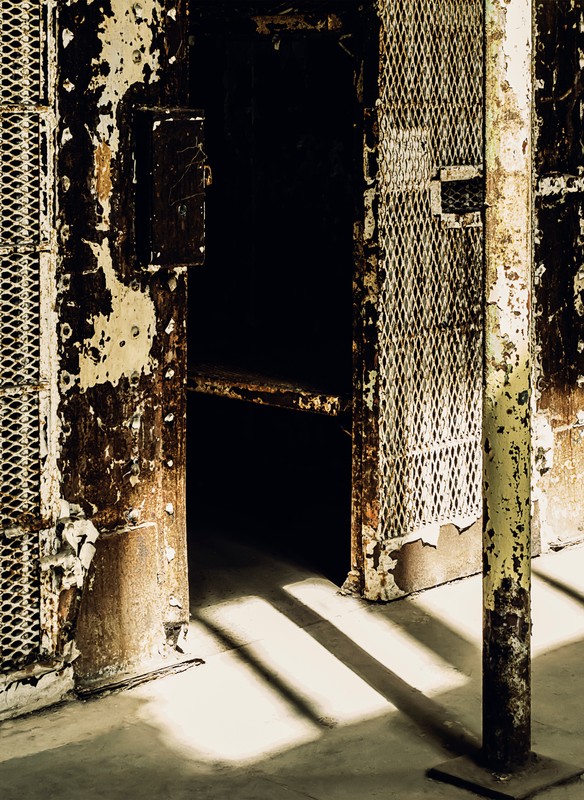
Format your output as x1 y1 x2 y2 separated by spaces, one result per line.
0 390 41 527
0 0 44 105
377 0 483 539
1 253 41 385
441 177 484 215
0 114 44 248
0 2 49 673
1 531 41 673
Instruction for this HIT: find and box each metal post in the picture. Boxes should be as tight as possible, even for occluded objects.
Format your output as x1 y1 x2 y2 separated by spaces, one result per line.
482 0 533 773
429 1 584 793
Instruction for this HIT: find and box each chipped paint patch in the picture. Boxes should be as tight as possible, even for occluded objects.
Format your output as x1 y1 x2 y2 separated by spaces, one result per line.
533 410 554 478
363 369 377 411
88 0 160 223
538 173 584 198
363 188 376 240
575 262 584 317
0 664 74 722
90 0 160 158
361 527 401 601
94 141 113 204
40 515 100 600
78 240 156 390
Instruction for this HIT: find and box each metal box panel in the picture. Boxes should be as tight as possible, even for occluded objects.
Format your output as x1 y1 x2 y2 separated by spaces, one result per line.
135 108 206 267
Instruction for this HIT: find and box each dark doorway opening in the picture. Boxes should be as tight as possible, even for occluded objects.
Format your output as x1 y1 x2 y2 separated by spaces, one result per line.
186 4 365 585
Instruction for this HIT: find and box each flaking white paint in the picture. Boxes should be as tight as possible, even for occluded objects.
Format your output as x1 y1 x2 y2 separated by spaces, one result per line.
0 666 74 722
90 0 160 156
78 240 156 390
575 263 584 317
362 529 401 601
89 0 160 223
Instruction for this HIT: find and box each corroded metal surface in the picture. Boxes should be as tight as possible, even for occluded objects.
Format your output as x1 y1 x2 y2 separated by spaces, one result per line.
56 0 190 689
532 0 584 550
482 0 533 772
188 363 349 416
73 524 166 689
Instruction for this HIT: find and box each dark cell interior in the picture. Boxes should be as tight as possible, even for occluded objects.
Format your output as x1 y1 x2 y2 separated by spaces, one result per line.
186 12 359 583
188 394 352 583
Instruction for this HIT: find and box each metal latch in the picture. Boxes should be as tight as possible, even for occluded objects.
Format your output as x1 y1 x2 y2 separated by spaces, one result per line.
430 165 484 228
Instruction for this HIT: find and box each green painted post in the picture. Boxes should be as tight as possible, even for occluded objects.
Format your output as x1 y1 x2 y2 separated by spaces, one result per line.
482 0 533 773
430 3 584 790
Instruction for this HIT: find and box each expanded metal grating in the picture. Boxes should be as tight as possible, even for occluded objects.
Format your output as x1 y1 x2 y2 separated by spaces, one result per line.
0 114 44 248
0 390 41 527
1 531 41 673
0 0 44 105
377 0 484 539
441 176 484 215
1 252 41 385
0 2 49 673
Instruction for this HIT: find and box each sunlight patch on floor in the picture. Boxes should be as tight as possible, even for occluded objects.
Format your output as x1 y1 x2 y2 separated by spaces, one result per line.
135 648 321 765
410 577 483 648
284 579 468 695
135 592 403 765
400 564 584 659
198 596 394 724
531 573 584 656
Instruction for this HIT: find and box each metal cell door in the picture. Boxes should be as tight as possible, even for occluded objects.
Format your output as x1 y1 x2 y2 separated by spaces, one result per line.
361 0 484 599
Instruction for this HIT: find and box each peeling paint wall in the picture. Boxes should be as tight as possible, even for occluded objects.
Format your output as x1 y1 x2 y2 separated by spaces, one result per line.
2 0 582 721
55 0 190 691
533 0 584 550
77 239 158 390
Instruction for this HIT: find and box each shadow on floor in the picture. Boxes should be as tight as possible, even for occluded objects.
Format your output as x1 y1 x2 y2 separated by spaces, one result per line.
1 540 584 800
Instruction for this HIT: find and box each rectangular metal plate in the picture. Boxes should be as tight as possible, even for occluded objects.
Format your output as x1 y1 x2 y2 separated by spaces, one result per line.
136 108 205 267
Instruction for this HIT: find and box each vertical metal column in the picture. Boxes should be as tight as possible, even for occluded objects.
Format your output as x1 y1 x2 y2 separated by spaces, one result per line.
429 0 584 800
429 1 583 793
482 0 533 772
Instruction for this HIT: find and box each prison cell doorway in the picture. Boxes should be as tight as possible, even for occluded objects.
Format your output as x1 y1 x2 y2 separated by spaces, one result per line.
186 6 366 586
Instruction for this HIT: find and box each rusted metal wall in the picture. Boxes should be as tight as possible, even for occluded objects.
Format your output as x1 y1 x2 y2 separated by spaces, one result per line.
55 0 190 690
533 0 584 550
2 0 582 721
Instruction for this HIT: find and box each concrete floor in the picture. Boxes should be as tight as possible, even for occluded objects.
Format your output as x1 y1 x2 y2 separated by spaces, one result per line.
1 537 584 799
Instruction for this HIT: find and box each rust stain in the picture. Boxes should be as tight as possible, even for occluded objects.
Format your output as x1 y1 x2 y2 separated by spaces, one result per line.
252 14 342 36
188 364 349 417
390 522 482 596
533 0 584 550
94 141 113 202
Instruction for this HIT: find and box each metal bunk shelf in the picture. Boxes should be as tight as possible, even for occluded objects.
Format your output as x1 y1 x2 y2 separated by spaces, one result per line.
187 362 350 417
